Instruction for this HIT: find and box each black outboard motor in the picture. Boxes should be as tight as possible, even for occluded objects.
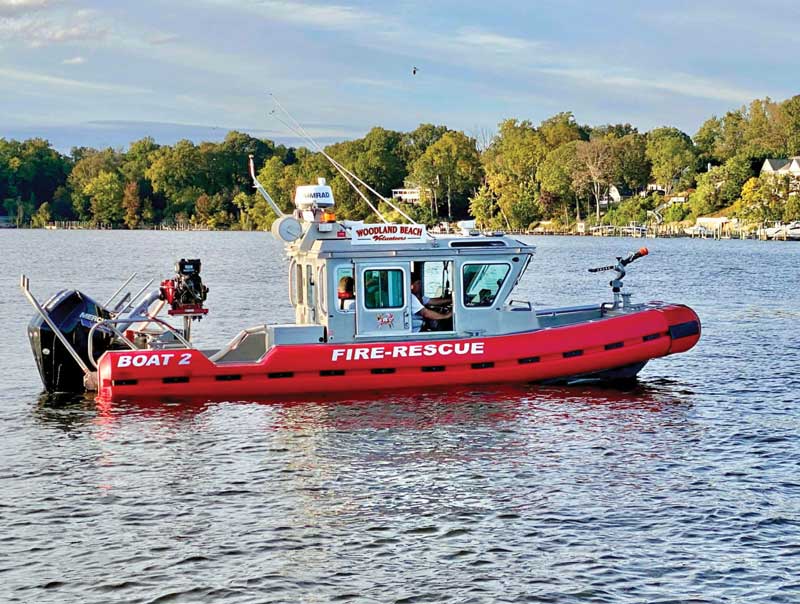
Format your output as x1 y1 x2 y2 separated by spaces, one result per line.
27 290 113 393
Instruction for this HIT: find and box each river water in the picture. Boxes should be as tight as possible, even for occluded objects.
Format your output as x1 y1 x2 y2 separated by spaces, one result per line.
1 230 799 603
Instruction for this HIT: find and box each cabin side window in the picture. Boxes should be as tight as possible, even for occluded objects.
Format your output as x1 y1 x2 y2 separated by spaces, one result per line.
336 266 355 312
289 260 298 305
317 266 327 314
363 269 404 309
296 263 304 305
306 264 314 306
462 263 510 307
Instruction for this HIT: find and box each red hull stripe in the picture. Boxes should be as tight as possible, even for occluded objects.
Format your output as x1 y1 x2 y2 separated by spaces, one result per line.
97 304 700 402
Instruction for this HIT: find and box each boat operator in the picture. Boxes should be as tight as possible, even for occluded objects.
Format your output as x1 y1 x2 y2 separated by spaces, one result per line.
410 275 452 332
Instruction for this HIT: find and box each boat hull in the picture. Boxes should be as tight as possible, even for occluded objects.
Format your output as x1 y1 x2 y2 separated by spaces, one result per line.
96 303 700 402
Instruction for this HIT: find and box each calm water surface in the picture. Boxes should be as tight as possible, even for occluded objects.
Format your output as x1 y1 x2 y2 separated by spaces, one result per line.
1 230 799 603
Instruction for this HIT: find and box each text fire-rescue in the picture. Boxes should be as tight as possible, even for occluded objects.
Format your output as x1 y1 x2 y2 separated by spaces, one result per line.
331 341 484 361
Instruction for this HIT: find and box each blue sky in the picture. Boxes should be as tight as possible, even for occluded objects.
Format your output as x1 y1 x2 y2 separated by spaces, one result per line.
1 0 797 152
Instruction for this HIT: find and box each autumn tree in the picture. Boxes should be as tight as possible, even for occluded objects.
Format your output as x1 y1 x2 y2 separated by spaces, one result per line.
573 138 617 221
122 181 142 229
736 177 783 224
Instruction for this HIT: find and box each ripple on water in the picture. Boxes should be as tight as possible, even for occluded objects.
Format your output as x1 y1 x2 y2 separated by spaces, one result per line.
2 233 800 603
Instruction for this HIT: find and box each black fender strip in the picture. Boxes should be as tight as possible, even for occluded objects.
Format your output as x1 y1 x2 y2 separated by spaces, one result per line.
669 320 700 340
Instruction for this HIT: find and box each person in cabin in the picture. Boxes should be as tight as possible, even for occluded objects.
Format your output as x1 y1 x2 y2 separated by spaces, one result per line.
411 274 451 308
338 275 356 311
410 274 451 331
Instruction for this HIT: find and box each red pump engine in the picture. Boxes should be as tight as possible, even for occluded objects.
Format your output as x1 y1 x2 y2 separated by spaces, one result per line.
159 258 209 317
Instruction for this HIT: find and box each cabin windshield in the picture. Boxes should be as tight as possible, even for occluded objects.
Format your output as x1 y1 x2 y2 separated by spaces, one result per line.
421 261 452 299
463 263 510 307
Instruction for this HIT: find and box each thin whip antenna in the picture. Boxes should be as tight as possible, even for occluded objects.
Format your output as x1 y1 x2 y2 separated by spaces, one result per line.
271 99 416 223
270 95 417 224
272 113 415 223
269 109 387 224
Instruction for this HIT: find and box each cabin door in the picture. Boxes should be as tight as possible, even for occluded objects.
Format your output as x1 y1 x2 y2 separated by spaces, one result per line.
355 261 411 337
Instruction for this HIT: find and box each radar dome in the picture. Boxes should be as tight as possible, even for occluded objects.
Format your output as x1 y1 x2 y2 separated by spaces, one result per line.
294 178 335 211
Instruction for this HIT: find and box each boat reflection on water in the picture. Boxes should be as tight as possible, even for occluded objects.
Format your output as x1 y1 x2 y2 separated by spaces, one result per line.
34 380 693 435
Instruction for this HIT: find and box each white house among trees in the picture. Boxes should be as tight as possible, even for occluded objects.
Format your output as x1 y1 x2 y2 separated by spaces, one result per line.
760 157 800 176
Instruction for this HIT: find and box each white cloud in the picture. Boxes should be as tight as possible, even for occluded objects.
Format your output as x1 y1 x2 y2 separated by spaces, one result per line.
148 32 179 45
258 0 374 28
0 66 150 94
0 0 52 16
202 0 376 29
452 28 540 54
62 55 85 64
0 8 108 47
539 66 761 105
345 77 402 90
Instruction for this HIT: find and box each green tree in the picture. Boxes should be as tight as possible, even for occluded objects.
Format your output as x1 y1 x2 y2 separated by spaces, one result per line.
84 170 124 224
694 117 722 165
784 193 800 222
779 95 800 156
51 186 73 220
401 124 449 168
121 137 159 184
539 112 586 151
146 140 203 216
537 140 580 221
591 123 638 139
646 127 698 195
691 155 754 217
613 133 650 192
218 130 275 192
713 110 747 162
410 131 482 220
736 177 783 224
662 202 689 223
30 201 51 227
469 185 499 228
743 98 786 159
68 148 122 220
353 127 407 196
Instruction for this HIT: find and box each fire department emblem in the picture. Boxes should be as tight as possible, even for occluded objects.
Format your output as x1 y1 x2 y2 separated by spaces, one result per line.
376 313 395 328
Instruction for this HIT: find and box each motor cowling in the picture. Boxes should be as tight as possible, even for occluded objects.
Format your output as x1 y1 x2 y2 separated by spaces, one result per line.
28 290 113 393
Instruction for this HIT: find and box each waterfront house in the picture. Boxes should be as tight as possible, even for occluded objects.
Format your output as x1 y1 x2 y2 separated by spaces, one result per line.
600 184 634 206
392 187 432 204
760 157 800 176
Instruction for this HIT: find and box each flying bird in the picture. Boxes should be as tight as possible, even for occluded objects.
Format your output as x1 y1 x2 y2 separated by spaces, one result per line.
412 66 418 75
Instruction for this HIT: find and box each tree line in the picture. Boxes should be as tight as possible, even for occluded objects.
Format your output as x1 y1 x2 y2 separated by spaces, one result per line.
3 94 800 231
